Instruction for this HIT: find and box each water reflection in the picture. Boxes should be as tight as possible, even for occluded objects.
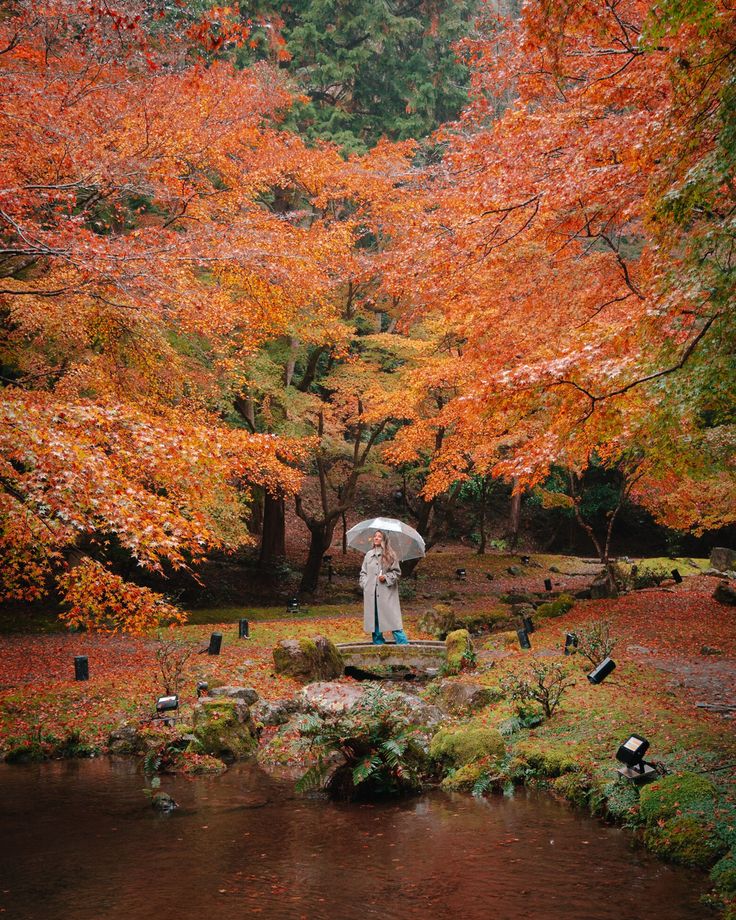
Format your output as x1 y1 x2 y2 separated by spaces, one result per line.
0 759 710 919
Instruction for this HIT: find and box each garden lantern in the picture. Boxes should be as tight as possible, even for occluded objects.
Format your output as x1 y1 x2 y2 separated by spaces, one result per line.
238 618 250 639
287 596 299 613
208 632 222 655
456 568 466 580
544 578 553 592
522 614 534 634
672 569 683 584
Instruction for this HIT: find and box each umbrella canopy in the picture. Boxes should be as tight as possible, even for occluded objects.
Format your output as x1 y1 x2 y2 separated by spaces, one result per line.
346 517 425 562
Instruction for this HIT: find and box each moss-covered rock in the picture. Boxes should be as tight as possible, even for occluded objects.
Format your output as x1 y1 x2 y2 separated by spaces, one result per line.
456 609 509 634
644 816 726 868
192 698 257 762
639 772 717 825
510 739 586 777
273 635 344 683
441 758 501 793
536 594 575 619
551 772 593 809
430 725 505 768
417 604 456 639
445 629 474 675
436 679 497 714
711 850 736 896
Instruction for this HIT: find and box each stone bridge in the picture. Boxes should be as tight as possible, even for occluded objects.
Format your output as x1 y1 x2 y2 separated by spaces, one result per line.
336 640 446 679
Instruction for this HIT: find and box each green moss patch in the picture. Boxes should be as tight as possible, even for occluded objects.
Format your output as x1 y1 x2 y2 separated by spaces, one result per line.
639 772 717 825
430 724 505 768
536 594 575 619
645 816 727 869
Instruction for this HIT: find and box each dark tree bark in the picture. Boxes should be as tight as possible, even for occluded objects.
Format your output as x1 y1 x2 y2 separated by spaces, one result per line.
505 477 522 549
259 490 286 565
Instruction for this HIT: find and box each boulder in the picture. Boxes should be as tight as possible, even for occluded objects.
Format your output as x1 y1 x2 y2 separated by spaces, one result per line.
300 682 366 716
417 604 456 639
251 698 303 727
499 592 537 606
507 565 523 576
590 568 619 599
209 686 259 705
108 723 142 755
299 681 443 729
192 698 258 762
710 547 736 572
713 582 736 606
151 791 178 812
436 679 495 714
273 635 344 683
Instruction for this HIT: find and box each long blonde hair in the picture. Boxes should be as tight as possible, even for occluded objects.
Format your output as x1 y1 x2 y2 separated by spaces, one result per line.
375 530 397 568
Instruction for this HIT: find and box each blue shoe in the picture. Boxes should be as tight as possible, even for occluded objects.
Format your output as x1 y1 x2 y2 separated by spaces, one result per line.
372 632 386 645
392 630 409 645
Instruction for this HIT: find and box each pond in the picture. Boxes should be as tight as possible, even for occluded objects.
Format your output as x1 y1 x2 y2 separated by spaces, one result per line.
0 759 711 919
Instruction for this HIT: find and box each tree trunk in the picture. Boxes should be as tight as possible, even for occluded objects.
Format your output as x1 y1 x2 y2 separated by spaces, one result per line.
300 521 336 593
476 476 489 554
259 490 286 564
248 488 264 536
505 478 522 549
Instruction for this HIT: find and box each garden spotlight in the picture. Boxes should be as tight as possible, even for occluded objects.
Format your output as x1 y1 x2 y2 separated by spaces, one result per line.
615 734 658 783
587 657 616 684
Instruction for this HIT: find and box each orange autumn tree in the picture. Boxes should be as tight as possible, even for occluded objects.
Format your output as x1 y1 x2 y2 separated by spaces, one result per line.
0 0 346 629
380 0 735 537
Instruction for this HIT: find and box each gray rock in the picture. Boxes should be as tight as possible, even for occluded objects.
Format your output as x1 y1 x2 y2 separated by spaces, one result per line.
151 791 178 812
511 603 535 617
273 635 344 683
713 581 736 606
549 565 561 573
108 724 141 754
437 679 495 713
209 686 259 705
507 565 523 576
300 681 444 728
710 547 736 572
252 698 303 727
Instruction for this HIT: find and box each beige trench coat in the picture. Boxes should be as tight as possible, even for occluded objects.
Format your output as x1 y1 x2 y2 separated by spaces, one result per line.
359 548 403 633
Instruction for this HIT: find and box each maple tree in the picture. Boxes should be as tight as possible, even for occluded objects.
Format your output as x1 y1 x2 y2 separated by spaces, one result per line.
0 0 345 627
378 0 735 538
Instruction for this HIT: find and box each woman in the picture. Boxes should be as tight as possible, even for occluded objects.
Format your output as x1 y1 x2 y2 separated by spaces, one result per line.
359 530 409 645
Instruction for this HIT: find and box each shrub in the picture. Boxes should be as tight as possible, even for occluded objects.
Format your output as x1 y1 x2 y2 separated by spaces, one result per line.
500 658 576 718
155 631 197 695
575 619 617 668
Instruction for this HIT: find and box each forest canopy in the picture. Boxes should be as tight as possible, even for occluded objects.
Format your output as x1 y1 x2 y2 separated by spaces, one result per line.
1 0 733 628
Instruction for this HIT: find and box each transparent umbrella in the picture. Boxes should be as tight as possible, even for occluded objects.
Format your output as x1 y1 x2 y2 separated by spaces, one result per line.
346 517 425 562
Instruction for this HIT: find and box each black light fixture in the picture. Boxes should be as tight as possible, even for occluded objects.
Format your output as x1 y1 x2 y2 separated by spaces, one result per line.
394 489 404 504
287 596 299 613
672 569 683 584
521 555 531 565
544 578 553 592
486 572 494 581
156 694 179 726
208 632 222 656
517 628 531 650
587 656 616 684
196 681 208 698
564 632 579 656
456 568 467 580
74 655 89 681
238 618 250 639
522 614 534 634
615 734 658 783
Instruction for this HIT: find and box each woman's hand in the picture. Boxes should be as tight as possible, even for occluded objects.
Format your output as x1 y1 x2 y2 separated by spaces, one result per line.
378 574 386 583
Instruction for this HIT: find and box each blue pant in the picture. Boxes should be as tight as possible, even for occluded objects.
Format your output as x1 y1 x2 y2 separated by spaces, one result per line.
372 593 409 645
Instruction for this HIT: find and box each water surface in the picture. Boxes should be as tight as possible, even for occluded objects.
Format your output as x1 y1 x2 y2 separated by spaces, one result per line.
0 759 711 919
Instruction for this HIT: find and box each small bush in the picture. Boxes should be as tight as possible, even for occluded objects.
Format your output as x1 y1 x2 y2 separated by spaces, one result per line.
575 619 617 668
500 658 576 718
536 594 575 619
